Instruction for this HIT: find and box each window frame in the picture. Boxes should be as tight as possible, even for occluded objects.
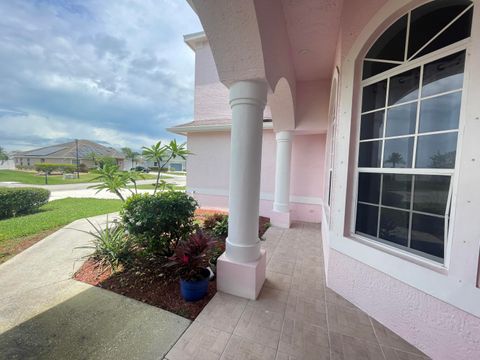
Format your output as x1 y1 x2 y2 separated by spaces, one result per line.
324 67 340 225
350 21 472 268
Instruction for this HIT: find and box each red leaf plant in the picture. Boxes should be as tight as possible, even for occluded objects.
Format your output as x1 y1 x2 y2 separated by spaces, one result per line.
166 230 216 281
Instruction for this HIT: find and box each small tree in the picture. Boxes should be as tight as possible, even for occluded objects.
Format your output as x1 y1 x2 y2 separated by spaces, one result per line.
97 156 117 169
121 147 140 168
0 146 8 164
89 165 145 201
142 140 191 194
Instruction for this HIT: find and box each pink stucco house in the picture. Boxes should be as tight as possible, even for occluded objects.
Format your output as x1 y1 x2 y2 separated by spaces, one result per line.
169 1 480 358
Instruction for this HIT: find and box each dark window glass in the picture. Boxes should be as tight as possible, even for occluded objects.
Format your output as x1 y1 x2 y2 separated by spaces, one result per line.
416 133 458 168
414 9 473 59
411 214 445 259
362 61 398 80
359 141 382 168
356 203 379 237
360 110 384 140
413 175 451 215
388 68 420 105
408 0 472 58
422 51 465 97
379 208 409 246
358 173 381 204
419 92 461 133
366 15 407 61
382 174 412 209
383 137 414 168
386 103 417 137
362 80 387 112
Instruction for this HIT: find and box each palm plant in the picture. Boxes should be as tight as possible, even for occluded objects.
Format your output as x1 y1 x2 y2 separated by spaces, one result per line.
142 141 167 194
77 217 132 271
89 164 130 201
142 140 191 194
85 152 98 168
121 147 140 168
0 146 9 164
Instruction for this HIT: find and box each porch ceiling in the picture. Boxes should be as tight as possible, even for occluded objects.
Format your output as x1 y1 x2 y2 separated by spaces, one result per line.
281 0 343 81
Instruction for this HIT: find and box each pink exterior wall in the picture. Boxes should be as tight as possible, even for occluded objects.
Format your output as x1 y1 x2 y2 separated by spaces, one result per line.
187 130 325 223
321 1 480 359
193 42 271 121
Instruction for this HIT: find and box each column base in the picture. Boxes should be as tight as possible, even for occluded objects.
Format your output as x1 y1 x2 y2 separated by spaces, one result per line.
217 249 266 300
270 210 291 228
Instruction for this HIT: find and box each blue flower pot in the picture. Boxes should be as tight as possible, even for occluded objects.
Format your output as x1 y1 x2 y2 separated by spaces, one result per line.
180 269 210 302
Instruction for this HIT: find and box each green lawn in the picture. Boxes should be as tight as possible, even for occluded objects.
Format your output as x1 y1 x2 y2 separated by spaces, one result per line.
129 184 186 191
0 170 99 185
0 170 156 185
0 198 122 263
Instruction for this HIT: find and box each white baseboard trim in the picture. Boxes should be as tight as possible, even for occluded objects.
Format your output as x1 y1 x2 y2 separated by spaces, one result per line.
187 187 323 206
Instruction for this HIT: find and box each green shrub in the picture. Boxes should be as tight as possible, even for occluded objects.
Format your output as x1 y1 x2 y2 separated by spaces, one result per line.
213 216 229 238
78 217 132 271
203 213 227 231
0 187 50 219
121 192 198 255
35 163 76 174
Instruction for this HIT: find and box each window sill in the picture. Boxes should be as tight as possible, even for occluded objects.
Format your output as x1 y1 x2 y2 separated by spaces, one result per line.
349 233 448 274
329 232 480 318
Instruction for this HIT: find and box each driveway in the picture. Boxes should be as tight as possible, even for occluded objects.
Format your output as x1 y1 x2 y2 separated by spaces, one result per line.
0 214 190 359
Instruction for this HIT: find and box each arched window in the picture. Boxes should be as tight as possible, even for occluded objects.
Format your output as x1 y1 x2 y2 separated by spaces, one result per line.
354 0 474 263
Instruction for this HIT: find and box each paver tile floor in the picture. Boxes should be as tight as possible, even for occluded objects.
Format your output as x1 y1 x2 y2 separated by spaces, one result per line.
166 223 429 360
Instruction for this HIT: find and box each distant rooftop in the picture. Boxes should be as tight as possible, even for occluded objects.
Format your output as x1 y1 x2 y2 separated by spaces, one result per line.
15 140 124 159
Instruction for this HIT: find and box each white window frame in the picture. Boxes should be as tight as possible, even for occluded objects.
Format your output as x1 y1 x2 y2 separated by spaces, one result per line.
324 68 340 225
349 7 473 269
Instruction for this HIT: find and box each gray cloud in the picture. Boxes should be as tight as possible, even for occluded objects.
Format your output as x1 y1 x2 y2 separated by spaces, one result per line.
0 0 202 151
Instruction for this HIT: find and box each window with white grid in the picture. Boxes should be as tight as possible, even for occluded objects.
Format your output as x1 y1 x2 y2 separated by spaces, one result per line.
354 0 473 262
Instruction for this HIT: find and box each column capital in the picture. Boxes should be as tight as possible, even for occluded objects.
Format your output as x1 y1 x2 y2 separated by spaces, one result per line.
229 80 268 108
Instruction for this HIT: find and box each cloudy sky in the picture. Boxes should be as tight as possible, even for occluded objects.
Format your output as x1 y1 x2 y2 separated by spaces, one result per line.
0 0 203 151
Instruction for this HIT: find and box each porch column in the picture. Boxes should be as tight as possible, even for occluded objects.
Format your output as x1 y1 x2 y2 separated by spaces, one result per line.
216 79 268 300
271 130 293 228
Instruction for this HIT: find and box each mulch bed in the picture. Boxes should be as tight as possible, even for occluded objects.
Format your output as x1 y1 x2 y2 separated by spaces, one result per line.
74 209 270 320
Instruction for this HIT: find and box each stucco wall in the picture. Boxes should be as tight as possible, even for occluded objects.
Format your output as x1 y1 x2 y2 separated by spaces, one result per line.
194 42 272 121
322 1 480 359
187 130 325 222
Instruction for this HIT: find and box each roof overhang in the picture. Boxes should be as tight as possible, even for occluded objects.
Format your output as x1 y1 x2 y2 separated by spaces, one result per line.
184 31 207 51
168 121 273 136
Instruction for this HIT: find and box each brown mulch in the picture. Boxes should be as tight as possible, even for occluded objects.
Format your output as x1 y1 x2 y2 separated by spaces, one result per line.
74 257 216 320
73 210 270 320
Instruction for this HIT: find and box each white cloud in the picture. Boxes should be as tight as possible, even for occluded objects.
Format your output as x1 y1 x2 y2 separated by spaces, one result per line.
0 0 202 151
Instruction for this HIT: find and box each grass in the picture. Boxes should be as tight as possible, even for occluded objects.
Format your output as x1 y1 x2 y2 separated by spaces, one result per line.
167 171 186 176
0 170 156 185
0 170 99 185
129 184 186 191
0 198 122 264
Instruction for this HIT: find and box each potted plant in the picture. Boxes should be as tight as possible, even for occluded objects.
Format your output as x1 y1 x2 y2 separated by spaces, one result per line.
167 230 215 301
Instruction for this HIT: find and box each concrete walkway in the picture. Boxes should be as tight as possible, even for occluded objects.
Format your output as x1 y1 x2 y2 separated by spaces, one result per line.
166 223 429 360
0 214 190 360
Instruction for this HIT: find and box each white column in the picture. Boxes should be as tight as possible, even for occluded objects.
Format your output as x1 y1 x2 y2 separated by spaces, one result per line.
217 79 268 300
271 131 293 228
226 80 267 263
273 131 292 212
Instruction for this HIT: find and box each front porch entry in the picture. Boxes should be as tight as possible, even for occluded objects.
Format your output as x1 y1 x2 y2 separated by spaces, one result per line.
166 223 428 360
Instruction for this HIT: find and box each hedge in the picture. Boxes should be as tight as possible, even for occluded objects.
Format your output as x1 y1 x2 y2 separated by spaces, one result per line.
0 187 51 219
35 163 76 174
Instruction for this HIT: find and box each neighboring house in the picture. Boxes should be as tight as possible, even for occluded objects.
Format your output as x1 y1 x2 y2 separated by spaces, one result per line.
139 153 187 172
13 140 124 169
169 1 480 358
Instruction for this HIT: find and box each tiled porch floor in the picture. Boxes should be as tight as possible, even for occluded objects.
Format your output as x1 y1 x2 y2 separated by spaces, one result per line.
166 223 429 360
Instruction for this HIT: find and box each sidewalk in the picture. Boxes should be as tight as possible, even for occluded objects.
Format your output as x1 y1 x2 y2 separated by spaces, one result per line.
0 214 190 359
